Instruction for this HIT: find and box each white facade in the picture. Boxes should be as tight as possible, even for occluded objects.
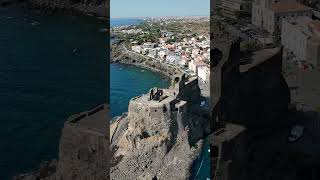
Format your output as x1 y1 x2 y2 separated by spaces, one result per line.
189 60 207 74
197 65 210 83
166 52 181 64
282 17 320 67
281 17 311 61
132 45 141 53
189 60 197 73
221 0 252 18
148 48 158 58
158 50 167 59
252 0 312 34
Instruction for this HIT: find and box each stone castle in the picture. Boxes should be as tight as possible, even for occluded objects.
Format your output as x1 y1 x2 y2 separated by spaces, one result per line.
210 36 290 180
110 73 208 180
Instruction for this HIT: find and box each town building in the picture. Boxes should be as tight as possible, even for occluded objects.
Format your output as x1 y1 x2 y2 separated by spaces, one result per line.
148 48 158 58
282 17 320 67
180 54 190 67
132 45 141 53
220 0 253 19
143 42 157 49
158 50 168 59
252 0 312 35
197 65 210 83
166 51 181 64
189 60 207 74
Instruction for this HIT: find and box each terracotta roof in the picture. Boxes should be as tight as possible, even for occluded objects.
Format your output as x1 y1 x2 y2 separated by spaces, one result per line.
195 61 208 66
309 20 320 32
271 1 312 13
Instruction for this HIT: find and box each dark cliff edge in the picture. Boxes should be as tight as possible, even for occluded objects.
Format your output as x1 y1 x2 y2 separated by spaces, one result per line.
0 0 108 18
14 104 109 180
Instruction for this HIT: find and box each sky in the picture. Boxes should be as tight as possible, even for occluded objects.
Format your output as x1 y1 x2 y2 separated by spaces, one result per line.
110 0 210 18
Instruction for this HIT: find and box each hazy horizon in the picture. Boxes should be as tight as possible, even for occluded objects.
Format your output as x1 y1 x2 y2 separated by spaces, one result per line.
110 0 209 18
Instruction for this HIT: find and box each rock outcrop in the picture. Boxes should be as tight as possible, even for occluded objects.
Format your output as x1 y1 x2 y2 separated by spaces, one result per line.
15 104 109 180
110 74 209 180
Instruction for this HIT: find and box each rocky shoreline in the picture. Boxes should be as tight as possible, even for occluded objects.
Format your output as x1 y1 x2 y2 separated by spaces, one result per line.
111 44 183 82
2 0 108 19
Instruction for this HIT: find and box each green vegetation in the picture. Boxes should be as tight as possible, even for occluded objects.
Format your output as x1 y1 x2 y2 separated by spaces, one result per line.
115 20 209 48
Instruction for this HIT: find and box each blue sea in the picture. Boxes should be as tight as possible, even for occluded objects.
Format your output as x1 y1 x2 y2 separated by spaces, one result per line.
0 7 109 180
110 18 144 27
110 18 210 180
0 10 209 179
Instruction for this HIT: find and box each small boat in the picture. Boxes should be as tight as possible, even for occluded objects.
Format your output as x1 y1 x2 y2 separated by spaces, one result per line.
119 68 123 70
141 70 145 72
208 149 210 153
72 48 78 53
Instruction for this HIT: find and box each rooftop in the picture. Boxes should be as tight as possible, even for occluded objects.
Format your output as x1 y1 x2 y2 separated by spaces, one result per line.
271 1 312 13
131 89 176 107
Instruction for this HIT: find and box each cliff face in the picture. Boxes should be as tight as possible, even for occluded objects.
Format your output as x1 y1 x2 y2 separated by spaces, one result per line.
15 104 109 180
110 75 208 180
210 37 291 180
211 39 290 132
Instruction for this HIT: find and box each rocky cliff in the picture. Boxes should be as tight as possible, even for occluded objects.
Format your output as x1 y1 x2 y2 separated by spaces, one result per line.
1 0 108 18
30 0 108 17
14 104 109 180
110 74 209 180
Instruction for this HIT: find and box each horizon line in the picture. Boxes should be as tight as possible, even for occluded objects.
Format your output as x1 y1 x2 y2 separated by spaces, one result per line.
110 14 209 19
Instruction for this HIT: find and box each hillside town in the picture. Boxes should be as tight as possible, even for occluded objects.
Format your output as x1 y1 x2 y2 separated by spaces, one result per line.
215 0 320 70
111 17 210 85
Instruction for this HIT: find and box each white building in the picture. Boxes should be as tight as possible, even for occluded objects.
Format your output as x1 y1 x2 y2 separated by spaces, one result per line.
189 60 207 74
197 65 210 83
158 50 167 59
148 48 158 58
132 45 141 53
282 17 320 67
252 0 312 35
191 48 201 58
220 0 252 19
143 42 157 49
180 54 190 67
166 52 181 64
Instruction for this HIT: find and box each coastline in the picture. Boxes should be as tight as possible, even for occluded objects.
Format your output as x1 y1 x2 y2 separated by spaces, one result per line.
112 61 173 80
109 61 173 121
111 44 183 81
12 0 108 19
